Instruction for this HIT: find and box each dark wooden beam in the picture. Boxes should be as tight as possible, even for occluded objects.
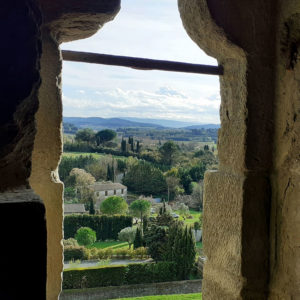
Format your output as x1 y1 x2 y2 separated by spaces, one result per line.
62 50 223 76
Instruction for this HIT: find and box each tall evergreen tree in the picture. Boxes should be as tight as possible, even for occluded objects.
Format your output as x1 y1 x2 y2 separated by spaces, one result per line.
164 222 196 280
130 140 134 152
133 227 143 249
136 141 141 153
121 138 127 153
89 198 95 215
106 165 111 181
111 163 115 182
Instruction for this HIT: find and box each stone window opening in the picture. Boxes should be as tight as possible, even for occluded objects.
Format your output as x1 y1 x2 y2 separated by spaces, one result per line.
58 1 222 299
5 1 296 299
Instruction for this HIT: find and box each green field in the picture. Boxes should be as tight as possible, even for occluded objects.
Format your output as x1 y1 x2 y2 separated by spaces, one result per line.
63 151 129 160
174 209 201 226
87 240 128 249
63 152 105 159
117 293 202 300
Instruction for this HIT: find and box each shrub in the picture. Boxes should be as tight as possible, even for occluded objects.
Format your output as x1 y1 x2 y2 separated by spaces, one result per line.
84 247 149 260
63 238 79 247
64 246 86 261
100 196 128 215
64 214 133 240
63 265 127 289
133 247 148 259
75 227 96 246
118 227 137 249
114 248 131 259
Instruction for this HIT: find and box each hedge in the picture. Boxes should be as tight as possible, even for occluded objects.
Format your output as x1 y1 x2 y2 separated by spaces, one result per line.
125 262 177 284
63 265 127 289
64 246 86 261
64 215 133 240
63 262 176 289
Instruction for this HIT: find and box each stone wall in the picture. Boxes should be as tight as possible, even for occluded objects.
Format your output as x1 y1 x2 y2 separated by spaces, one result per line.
178 1 300 299
269 2 300 299
2 0 300 299
60 280 202 300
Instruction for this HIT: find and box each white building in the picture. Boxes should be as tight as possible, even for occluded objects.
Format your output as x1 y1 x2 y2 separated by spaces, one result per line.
91 181 127 209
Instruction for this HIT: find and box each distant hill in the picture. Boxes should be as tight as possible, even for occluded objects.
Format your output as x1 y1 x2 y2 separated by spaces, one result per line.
121 117 220 129
182 124 220 129
63 117 164 130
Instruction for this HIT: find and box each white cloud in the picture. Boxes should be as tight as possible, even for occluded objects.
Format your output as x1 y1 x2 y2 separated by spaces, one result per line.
62 87 220 123
61 0 221 124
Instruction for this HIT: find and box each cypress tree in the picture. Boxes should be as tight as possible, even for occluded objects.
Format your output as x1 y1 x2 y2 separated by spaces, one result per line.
133 227 143 249
89 198 95 215
121 138 127 152
136 141 141 153
111 164 115 182
107 165 111 181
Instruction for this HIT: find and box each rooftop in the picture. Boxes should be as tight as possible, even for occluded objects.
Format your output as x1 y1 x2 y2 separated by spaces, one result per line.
64 203 86 214
91 181 127 192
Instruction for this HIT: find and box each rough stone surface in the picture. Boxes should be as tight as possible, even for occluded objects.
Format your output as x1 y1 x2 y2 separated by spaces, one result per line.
29 30 64 300
269 2 300 299
0 0 41 191
2 0 300 299
29 1 121 298
178 0 299 299
39 0 120 43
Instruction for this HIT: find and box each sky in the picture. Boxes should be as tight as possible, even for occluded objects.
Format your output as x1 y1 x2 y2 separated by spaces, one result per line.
61 0 221 124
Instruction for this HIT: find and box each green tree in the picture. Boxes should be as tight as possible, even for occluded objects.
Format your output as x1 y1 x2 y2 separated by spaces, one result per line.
75 227 96 246
166 176 180 202
133 227 143 249
191 181 203 210
129 199 151 234
123 161 166 195
159 141 179 165
106 164 114 181
144 224 168 261
156 202 174 227
69 168 96 204
75 128 95 144
118 227 137 249
117 159 127 173
121 138 127 153
136 141 141 153
100 196 128 215
189 163 206 182
164 222 196 280
178 168 193 194
95 129 117 146
89 198 95 215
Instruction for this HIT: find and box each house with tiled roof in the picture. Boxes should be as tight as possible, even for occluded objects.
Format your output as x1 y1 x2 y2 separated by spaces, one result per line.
90 181 127 208
64 203 86 215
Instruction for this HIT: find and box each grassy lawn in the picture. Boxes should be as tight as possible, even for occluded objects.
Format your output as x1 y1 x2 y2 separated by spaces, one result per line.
87 240 128 249
117 293 202 300
63 151 128 160
63 152 106 159
174 209 201 226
